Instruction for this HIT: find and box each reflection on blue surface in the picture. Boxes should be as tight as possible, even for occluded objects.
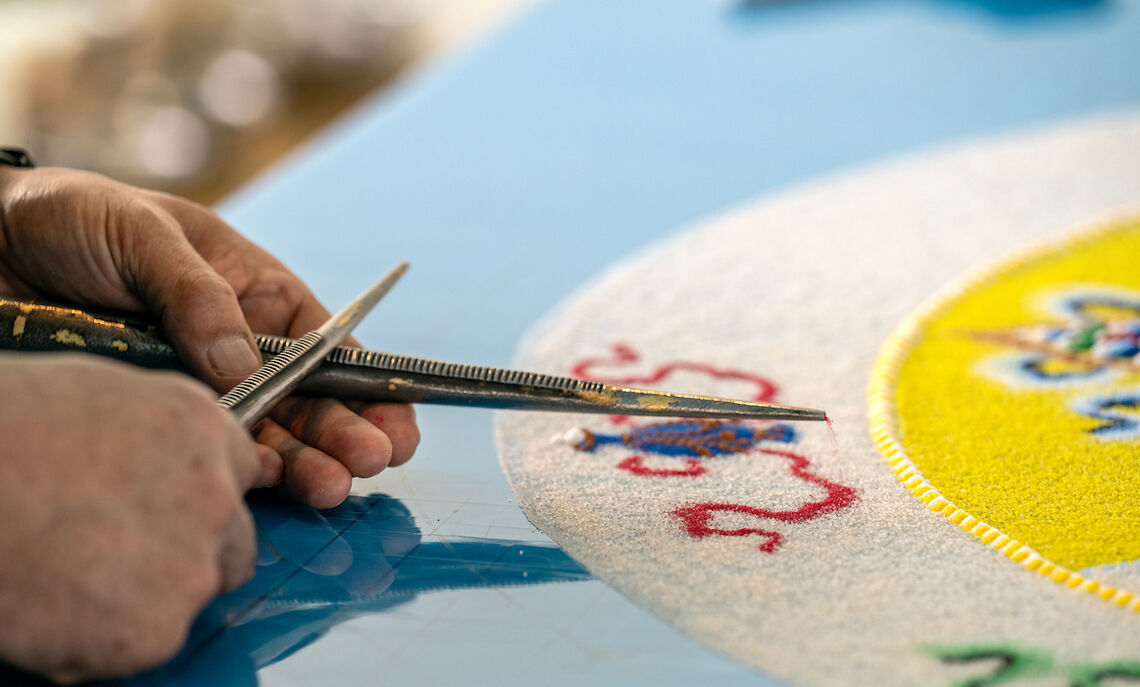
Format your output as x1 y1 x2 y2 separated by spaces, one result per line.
96 493 591 687
733 0 1108 21
933 0 1105 19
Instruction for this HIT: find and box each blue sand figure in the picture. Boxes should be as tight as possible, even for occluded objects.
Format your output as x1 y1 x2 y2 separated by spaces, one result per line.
575 420 795 458
64 493 593 687
1061 295 1140 321
1016 356 1109 383
1074 393 1140 439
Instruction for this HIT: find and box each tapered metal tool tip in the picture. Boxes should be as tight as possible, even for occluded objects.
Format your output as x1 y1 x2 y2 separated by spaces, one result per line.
319 262 409 338
604 386 827 422
781 406 828 421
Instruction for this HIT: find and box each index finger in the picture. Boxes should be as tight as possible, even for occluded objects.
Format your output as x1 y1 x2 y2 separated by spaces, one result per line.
237 279 362 348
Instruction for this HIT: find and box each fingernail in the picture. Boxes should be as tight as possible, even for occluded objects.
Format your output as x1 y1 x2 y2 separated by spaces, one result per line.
207 336 261 376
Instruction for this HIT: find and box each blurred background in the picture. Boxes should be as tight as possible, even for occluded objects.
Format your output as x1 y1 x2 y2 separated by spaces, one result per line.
0 0 524 205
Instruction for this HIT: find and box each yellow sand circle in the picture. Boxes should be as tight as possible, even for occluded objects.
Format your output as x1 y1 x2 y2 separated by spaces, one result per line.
892 218 1140 571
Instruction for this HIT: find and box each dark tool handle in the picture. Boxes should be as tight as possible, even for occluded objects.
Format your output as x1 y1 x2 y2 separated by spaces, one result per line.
0 299 184 369
0 298 522 408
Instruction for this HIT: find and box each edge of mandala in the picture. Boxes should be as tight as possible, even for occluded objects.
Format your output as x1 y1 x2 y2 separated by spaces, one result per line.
866 211 1140 614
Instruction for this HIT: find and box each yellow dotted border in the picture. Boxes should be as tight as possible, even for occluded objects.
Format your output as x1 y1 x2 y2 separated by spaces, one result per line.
867 212 1140 613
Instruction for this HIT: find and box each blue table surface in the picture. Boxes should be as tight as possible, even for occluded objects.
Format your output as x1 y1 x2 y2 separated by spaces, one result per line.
84 0 1140 684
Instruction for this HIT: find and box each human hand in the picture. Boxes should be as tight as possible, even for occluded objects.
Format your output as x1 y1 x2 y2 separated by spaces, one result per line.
0 166 419 507
0 356 259 681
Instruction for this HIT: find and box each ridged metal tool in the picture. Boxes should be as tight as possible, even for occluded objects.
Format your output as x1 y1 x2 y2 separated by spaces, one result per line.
216 263 409 428
0 289 826 422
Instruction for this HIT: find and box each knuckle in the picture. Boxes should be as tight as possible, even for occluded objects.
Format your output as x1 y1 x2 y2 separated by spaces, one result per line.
180 558 222 605
143 188 192 209
179 265 234 297
242 275 303 314
146 190 219 228
176 197 215 221
118 200 169 232
108 199 181 255
169 266 238 316
292 398 333 445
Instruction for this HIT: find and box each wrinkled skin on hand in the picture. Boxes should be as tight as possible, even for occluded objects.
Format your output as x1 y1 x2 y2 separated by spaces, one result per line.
0 166 420 507
0 166 420 681
0 357 259 681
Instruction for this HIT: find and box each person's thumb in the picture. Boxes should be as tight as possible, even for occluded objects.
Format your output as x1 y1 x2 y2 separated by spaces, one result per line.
126 223 261 392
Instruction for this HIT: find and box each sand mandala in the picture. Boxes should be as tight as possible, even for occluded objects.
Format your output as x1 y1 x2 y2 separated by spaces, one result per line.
495 112 1140 686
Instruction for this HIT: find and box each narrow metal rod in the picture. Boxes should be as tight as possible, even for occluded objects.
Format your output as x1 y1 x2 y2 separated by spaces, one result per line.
0 297 826 422
215 264 409 428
